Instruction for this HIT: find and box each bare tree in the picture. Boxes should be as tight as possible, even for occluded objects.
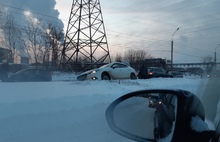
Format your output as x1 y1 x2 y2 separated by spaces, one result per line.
0 6 64 66
0 5 6 27
201 55 213 63
23 18 45 64
124 50 136 63
124 49 152 63
0 6 27 64
115 53 123 62
135 50 152 61
44 23 64 68
0 13 24 63
201 55 214 74
145 51 153 59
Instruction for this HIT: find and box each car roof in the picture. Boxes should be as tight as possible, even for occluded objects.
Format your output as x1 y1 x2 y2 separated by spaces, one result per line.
107 62 129 66
16 68 48 73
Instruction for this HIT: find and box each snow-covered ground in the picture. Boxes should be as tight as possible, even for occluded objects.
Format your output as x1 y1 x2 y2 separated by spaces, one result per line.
0 73 219 142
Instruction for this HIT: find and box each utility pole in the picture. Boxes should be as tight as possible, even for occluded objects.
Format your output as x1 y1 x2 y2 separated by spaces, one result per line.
61 0 111 70
214 44 220 70
171 28 179 69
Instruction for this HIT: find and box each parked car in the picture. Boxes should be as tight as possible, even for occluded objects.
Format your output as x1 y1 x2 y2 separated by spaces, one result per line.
147 67 173 79
77 62 137 81
207 70 220 78
5 68 52 82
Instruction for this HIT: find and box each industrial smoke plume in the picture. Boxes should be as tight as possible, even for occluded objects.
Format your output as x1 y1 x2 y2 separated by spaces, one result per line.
0 0 64 30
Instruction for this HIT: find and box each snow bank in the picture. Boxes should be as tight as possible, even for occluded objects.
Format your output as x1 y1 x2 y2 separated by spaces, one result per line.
0 74 218 142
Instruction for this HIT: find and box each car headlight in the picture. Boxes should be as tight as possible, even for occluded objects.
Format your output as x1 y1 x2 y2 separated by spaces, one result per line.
90 69 99 74
158 100 162 105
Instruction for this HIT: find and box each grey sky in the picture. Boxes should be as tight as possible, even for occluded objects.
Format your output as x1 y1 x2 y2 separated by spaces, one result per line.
97 0 220 63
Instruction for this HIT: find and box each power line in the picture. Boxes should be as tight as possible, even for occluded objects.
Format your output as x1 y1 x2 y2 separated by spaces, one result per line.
106 0 212 28
174 51 202 59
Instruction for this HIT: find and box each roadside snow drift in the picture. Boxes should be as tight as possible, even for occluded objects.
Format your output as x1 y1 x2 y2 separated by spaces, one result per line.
0 75 218 142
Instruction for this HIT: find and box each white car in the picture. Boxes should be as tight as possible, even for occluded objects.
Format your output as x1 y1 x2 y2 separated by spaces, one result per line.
77 62 137 81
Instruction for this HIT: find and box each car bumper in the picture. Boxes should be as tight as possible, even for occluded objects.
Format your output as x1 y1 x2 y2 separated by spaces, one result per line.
146 75 173 79
77 73 99 81
77 74 87 81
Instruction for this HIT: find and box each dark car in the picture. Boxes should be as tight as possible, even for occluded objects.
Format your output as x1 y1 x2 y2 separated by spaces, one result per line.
148 94 161 108
147 67 173 79
167 70 184 78
6 68 52 82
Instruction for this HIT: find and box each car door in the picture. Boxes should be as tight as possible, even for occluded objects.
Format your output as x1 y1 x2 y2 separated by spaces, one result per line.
110 63 123 79
118 63 130 79
21 69 35 81
34 69 47 81
155 68 165 77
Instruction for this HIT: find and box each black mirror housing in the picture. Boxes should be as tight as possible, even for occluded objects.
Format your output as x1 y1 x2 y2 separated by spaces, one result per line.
106 89 216 142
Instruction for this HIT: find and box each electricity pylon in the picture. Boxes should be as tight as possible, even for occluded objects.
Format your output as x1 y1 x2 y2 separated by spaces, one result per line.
61 0 111 70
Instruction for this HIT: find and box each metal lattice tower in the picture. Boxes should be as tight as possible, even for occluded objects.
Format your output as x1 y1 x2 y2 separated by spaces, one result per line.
61 0 111 70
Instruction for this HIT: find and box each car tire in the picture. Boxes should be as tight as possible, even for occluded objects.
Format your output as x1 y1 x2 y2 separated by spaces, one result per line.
130 73 137 80
102 72 110 80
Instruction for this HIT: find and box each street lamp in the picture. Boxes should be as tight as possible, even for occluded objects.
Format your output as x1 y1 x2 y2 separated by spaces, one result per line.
214 44 220 68
171 28 179 69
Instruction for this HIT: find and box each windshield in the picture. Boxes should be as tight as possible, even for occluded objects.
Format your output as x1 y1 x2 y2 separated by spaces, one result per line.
99 63 111 69
0 0 219 142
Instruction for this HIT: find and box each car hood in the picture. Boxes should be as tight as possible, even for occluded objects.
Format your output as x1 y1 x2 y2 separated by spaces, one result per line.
78 68 99 75
8 73 18 78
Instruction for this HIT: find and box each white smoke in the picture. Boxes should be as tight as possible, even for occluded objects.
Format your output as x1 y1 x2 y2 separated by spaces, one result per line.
0 0 64 63
0 0 64 31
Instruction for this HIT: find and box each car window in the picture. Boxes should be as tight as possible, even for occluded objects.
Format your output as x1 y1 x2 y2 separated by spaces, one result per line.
23 69 34 75
111 63 119 68
155 68 163 73
35 69 42 75
148 68 153 72
112 63 127 68
161 68 166 73
99 64 110 69
118 63 127 68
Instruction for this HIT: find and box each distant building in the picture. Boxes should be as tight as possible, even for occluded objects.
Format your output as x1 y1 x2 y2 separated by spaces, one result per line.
132 58 168 71
143 58 167 68
0 47 13 63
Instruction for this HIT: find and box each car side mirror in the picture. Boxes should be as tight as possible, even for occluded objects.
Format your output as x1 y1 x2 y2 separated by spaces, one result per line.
106 89 215 142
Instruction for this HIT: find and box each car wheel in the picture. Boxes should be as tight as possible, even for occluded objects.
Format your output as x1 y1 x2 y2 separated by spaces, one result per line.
102 72 110 80
130 73 137 80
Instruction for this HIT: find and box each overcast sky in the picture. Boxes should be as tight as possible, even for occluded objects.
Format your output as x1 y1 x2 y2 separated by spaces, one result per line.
1 0 220 63
55 0 220 63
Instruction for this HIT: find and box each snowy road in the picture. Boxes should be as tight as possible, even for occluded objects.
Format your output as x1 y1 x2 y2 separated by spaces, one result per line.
0 77 212 142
